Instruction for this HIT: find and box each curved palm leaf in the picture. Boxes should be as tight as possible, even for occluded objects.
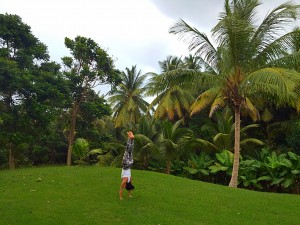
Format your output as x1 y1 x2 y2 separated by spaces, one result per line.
191 87 220 116
240 138 264 146
244 68 300 106
169 19 218 72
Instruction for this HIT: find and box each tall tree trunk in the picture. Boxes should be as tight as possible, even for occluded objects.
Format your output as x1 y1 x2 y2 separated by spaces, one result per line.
9 143 15 170
8 96 15 170
229 108 241 188
67 104 77 166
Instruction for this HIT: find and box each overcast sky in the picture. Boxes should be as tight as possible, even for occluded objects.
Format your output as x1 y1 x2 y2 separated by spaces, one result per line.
1 0 300 95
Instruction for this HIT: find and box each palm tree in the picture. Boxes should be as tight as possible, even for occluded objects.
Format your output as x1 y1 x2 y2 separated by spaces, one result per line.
158 120 193 174
146 56 196 121
134 116 160 169
169 0 300 187
159 55 183 72
183 54 202 70
192 108 264 152
108 65 149 128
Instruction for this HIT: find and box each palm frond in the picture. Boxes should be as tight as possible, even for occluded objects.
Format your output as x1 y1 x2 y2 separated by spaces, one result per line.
243 97 260 121
254 30 300 68
147 93 164 112
212 0 256 65
240 124 260 133
297 99 300 112
261 108 273 122
188 138 219 152
213 133 231 150
244 68 300 106
134 134 159 153
267 51 300 70
169 19 218 70
240 138 264 146
209 92 226 117
191 87 220 116
252 1 300 45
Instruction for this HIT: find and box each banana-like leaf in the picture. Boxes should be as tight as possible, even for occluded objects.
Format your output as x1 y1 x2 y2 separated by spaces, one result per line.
291 170 300 175
189 138 219 152
257 176 272 181
271 178 285 185
88 149 105 155
240 138 264 146
209 165 229 173
283 179 294 188
288 152 299 160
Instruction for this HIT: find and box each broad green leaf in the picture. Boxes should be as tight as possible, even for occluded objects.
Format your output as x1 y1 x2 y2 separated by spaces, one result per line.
257 176 272 181
283 179 294 188
271 178 285 185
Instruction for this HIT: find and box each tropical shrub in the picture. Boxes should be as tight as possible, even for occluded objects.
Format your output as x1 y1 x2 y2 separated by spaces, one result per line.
209 150 233 185
72 138 89 164
184 152 214 181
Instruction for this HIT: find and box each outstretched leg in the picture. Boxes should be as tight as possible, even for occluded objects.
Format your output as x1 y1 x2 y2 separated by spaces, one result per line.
128 177 133 197
119 177 128 200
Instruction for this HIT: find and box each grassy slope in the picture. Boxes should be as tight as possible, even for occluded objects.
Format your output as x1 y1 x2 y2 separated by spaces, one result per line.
0 166 299 225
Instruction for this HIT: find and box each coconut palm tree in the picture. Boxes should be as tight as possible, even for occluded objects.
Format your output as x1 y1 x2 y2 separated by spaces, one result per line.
146 56 196 121
108 65 149 128
169 0 300 187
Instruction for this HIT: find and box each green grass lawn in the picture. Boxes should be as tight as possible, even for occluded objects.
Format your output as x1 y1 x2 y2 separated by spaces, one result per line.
0 166 299 225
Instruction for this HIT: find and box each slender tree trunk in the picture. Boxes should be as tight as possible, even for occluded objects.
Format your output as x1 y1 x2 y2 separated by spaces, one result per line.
143 155 148 170
8 95 15 170
9 143 15 170
67 104 77 166
229 108 241 188
165 160 171 174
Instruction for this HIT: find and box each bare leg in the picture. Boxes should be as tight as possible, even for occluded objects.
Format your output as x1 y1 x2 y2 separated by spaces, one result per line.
119 177 128 200
128 177 133 197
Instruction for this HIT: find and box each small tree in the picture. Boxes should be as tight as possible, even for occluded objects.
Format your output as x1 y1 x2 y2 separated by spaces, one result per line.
158 120 193 174
72 138 89 164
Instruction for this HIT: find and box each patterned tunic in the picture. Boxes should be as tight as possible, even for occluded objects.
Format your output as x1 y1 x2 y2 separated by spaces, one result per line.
122 138 134 170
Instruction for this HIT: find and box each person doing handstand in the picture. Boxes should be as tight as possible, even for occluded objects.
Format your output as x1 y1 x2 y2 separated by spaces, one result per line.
119 131 134 200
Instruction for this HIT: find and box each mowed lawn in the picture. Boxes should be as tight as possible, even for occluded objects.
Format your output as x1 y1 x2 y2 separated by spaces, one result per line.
0 166 299 225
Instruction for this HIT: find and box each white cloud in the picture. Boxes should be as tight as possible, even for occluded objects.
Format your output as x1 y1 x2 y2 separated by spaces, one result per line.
1 0 173 69
1 0 300 96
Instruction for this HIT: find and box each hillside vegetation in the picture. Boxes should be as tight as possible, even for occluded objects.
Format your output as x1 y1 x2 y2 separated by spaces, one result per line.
0 166 299 225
